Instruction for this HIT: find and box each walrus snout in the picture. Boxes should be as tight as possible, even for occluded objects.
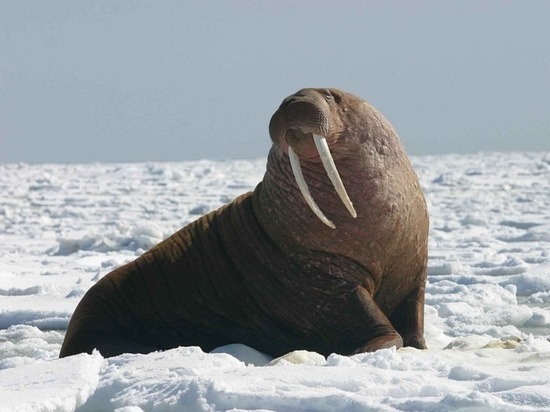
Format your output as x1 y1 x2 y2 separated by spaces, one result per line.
269 88 357 229
270 89 331 148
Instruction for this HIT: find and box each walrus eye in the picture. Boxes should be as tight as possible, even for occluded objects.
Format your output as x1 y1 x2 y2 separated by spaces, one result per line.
323 90 332 101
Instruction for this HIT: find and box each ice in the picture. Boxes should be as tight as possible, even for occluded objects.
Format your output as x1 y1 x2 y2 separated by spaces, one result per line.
0 351 104 412
0 152 549 410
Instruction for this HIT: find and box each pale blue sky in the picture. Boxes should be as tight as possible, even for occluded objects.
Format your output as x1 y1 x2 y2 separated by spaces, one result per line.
1 1 549 163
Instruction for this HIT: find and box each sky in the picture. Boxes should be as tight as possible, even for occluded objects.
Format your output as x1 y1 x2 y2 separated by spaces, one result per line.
1 1 549 164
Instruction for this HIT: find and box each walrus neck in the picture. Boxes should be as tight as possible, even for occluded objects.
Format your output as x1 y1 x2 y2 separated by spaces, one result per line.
252 133 419 276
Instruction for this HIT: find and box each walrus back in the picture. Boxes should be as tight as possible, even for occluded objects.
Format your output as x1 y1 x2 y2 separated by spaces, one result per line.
60 194 251 357
61 192 310 357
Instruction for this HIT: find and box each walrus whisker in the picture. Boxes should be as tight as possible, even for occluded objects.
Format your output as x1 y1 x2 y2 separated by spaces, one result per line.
288 145 336 229
313 134 357 219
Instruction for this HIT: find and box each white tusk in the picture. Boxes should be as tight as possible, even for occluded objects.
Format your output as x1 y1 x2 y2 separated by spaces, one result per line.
288 146 336 229
313 134 357 218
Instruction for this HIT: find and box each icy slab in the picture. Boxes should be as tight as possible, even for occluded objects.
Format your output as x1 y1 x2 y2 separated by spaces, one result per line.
0 351 104 412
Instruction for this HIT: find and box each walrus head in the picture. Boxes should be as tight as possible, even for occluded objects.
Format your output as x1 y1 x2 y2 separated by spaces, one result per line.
254 87 425 274
268 88 357 229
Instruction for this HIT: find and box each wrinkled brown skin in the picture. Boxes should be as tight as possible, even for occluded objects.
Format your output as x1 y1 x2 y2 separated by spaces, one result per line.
60 88 428 359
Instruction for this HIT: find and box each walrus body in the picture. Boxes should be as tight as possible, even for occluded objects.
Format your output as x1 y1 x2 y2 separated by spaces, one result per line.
60 88 429 358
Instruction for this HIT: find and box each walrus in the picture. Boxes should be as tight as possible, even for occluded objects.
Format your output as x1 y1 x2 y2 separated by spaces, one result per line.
60 88 429 359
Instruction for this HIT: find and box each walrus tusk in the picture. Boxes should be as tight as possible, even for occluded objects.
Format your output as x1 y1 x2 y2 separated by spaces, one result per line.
288 145 336 229
313 134 357 219
288 135 357 229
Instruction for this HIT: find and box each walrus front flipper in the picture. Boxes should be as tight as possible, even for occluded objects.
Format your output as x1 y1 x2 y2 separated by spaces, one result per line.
389 283 427 350
329 286 403 355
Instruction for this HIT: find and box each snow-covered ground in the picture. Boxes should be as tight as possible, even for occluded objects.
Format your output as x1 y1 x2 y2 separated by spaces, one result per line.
1 151 549 411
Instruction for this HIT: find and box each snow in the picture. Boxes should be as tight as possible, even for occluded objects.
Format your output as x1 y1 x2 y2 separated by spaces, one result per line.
1 151 549 411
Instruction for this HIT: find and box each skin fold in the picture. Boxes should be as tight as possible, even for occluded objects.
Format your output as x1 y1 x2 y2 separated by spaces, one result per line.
60 88 428 358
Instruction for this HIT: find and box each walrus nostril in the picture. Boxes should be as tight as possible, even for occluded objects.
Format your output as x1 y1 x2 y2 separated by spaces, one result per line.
280 96 299 109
